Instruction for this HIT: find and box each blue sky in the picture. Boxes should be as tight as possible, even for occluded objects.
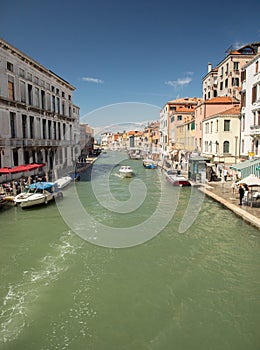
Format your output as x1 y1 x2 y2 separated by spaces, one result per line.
1 0 260 127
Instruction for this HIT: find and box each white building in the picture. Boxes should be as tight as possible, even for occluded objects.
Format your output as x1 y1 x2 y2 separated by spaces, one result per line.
240 54 260 158
201 106 241 164
0 38 80 178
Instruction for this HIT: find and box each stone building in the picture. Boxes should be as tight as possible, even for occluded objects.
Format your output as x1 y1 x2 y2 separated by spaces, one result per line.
0 38 80 178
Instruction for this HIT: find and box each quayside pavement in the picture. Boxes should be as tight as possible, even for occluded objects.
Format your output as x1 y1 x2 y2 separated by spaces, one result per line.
198 180 260 230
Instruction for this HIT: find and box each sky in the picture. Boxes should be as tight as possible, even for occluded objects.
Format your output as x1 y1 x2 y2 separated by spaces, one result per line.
1 0 260 128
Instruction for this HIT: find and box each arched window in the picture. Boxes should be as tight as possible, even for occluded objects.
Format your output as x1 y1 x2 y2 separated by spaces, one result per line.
223 141 229 153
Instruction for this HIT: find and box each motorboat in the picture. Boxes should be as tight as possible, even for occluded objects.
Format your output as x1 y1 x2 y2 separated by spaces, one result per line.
14 182 63 208
119 165 134 178
143 159 158 169
54 175 72 189
165 172 191 187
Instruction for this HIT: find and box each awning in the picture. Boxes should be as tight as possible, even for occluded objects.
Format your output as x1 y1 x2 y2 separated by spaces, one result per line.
230 159 260 178
0 163 45 175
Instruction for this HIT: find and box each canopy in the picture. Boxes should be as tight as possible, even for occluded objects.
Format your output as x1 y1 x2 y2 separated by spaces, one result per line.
230 159 260 178
29 182 55 190
237 174 260 187
0 163 45 175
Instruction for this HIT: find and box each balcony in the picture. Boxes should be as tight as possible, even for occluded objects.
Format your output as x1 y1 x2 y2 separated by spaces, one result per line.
250 125 260 136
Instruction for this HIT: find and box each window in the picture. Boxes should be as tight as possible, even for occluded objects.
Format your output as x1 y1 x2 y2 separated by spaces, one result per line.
205 122 209 134
220 81 223 90
19 68 25 77
255 60 259 74
241 114 245 132
208 91 210 98
22 115 27 138
27 72 32 81
20 81 26 103
63 124 66 140
8 79 15 100
209 141 212 153
216 141 219 153
177 115 182 121
225 63 229 74
53 122 57 139
210 121 213 133
224 120 230 131
232 78 239 86
34 76 39 84
223 141 229 153
216 120 218 132
170 106 176 111
42 119 46 139
252 86 256 103
48 120 52 139
29 116 34 138
56 97 60 114
28 84 33 105
220 67 224 76
241 70 246 81
35 87 40 107
7 62 13 71
241 139 244 154
225 79 228 88
10 112 16 138
233 62 239 71
41 90 45 109
52 95 55 112
213 90 217 97
241 91 246 107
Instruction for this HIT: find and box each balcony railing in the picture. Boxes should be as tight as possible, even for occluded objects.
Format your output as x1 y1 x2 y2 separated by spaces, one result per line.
0 138 73 147
250 125 260 136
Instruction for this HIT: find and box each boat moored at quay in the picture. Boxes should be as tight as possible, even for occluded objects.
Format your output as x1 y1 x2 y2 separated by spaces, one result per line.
14 182 63 208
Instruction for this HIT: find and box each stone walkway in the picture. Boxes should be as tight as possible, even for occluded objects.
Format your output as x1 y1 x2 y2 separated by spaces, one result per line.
199 180 260 230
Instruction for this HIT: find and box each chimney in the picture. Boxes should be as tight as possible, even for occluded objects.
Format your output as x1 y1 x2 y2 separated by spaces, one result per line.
208 63 212 73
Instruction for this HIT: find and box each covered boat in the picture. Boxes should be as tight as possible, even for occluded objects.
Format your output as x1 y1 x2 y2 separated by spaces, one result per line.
14 182 63 208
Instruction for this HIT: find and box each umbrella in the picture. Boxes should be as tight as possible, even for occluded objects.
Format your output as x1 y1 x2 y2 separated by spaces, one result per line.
237 174 260 187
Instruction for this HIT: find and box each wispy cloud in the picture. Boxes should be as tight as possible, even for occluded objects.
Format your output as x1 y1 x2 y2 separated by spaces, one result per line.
232 41 246 50
165 75 192 88
82 77 104 84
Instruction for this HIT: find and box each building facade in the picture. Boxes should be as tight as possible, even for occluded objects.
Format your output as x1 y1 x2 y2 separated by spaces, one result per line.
0 39 80 178
240 53 260 158
202 43 260 101
201 106 241 164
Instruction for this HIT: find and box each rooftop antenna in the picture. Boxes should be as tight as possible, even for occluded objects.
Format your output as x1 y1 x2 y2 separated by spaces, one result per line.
225 45 233 54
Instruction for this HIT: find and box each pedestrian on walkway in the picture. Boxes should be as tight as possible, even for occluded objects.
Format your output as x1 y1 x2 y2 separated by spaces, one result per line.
238 184 245 205
223 168 228 181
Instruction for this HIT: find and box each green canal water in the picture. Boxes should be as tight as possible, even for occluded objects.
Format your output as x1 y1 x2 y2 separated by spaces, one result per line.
0 151 259 350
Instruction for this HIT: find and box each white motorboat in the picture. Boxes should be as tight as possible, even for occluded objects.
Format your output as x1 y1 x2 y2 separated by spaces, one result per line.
119 165 134 178
54 175 72 189
14 182 63 208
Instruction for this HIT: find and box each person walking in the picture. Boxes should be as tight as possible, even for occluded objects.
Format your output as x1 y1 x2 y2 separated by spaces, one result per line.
223 168 228 181
238 184 245 205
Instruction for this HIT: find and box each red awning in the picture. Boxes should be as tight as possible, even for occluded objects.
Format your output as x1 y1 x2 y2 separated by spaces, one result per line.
0 163 45 175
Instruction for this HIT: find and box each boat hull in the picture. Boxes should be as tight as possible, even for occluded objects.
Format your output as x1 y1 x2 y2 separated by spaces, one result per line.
166 174 191 187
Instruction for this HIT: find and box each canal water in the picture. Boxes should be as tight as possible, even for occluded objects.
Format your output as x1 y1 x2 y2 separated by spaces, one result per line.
0 151 259 350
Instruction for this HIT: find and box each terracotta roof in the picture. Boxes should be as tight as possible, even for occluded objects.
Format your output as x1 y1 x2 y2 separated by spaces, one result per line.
218 106 241 115
205 96 238 104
